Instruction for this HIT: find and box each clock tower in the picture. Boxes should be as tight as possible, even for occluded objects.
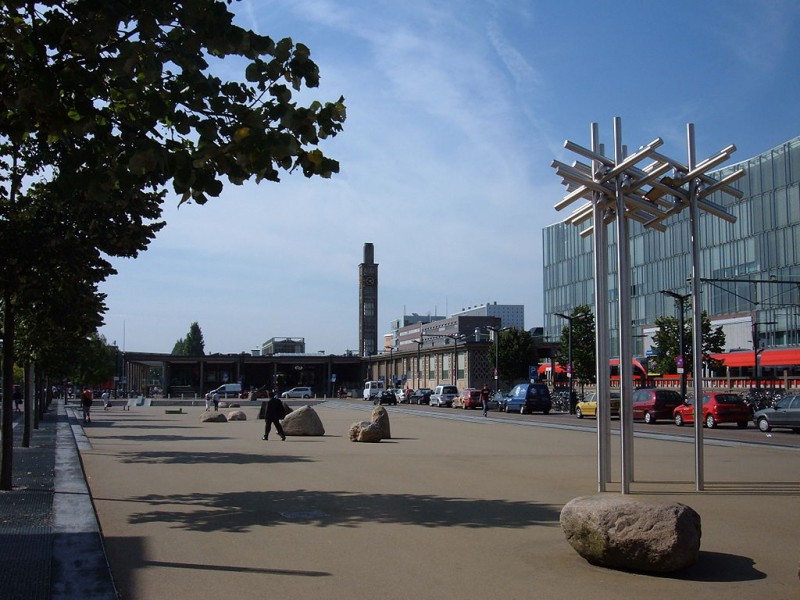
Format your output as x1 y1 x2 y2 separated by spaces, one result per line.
359 243 378 357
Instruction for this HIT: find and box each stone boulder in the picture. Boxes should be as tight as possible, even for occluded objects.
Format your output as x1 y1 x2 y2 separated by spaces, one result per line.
282 405 325 436
218 401 229 409
560 495 701 573
200 411 228 423
348 420 383 443
227 410 247 421
370 405 391 439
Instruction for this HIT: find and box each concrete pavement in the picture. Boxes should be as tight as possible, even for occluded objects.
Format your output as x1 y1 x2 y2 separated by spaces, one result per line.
74 400 800 600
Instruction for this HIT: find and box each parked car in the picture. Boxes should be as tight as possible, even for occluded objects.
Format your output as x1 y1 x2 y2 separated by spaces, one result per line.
673 392 750 428
501 383 552 414
394 388 410 403
485 391 504 411
281 386 313 399
363 380 385 401
632 388 682 424
430 384 459 407
209 383 242 398
753 394 800 432
575 391 620 419
453 388 482 409
374 390 398 405
409 388 432 405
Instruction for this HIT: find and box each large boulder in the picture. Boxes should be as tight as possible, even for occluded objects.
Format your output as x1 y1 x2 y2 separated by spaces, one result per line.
349 421 383 443
370 405 391 439
200 411 227 423
560 495 701 573
282 405 325 436
227 410 247 421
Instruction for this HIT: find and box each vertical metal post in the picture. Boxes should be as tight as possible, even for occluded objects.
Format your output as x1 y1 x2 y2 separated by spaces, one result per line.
687 123 705 491
592 122 611 491
615 117 634 493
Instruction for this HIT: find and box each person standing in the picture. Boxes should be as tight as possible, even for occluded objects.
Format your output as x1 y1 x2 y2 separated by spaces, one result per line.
204 392 212 411
480 384 491 417
102 390 111 410
81 387 94 423
212 391 220 412
262 394 287 441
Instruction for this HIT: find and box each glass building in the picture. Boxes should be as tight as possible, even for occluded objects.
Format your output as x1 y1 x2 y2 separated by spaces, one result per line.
543 135 800 372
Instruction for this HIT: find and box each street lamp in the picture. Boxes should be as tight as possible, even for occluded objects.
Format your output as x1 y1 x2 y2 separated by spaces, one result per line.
752 319 777 390
486 326 509 393
411 338 423 389
661 290 690 400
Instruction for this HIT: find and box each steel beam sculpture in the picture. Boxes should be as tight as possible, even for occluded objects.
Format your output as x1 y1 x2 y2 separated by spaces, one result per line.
552 118 744 492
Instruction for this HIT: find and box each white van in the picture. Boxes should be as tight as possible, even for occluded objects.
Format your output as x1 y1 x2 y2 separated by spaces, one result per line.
210 383 242 398
363 380 385 401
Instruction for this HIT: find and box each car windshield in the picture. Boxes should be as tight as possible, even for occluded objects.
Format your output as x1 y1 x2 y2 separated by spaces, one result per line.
716 394 743 404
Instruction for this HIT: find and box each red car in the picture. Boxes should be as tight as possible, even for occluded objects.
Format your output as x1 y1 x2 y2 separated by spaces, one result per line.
673 392 750 429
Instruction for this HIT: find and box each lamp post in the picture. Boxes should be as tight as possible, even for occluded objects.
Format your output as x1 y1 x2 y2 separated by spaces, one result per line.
661 290 690 400
554 313 577 414
411 338 423 390
486 326 509 393
752 319 777 390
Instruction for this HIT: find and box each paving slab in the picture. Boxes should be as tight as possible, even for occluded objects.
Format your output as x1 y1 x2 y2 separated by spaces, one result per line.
77 401 800 600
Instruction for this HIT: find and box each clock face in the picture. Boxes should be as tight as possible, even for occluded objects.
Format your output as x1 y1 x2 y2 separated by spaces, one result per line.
364 276 375 286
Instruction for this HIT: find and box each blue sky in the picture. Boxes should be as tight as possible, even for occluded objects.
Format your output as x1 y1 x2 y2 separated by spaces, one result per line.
97 0 800 355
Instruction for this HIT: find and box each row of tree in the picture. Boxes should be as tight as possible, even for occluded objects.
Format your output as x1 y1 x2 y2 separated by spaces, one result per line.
0 0 346 489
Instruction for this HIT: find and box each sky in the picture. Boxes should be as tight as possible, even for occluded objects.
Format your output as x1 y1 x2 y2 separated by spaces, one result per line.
97 0 800 356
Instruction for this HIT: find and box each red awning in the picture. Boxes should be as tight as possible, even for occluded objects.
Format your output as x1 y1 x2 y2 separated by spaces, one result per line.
609 358 648 374
711 348 800 368
538 364 565 374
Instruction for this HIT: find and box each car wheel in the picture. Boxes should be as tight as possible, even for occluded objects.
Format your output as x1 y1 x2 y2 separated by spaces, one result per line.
674 413 683 426
644 411 655 424
737 421 748 429
519 404 526 415
757 417 771 432
576 407 583 419
303 394 310 399
705 414 716 429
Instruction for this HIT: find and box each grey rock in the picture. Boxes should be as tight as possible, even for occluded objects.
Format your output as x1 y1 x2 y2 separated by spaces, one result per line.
370 405 391 439
227 410 247 421
349 421 383 442
560 494 701 573
283 405 325 436
200 411 228 423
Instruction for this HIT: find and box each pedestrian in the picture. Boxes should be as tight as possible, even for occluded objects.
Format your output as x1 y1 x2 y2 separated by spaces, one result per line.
102 390 111 410
212 391 220 412
480 384 491 417
262 393 287 441
13 385 22 413
81 387 93 423
205 392 212 411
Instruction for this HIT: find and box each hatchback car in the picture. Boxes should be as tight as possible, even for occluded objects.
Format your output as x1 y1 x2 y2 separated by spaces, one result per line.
673 392 750 428
374 390 398 406
753 394 800 432
575 391 620 419
281 386 313 399
632 388 683 424
430 385 458 407
409 388 432 404
502 383 552 414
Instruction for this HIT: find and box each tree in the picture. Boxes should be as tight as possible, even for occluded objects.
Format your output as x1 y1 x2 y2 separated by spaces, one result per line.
488 328 539 387
172 322 205 355
649 311 725 375
0 0 346 489
555 305 596 387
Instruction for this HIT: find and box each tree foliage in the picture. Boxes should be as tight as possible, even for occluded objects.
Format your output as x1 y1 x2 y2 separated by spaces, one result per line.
172 321 205 355
649 311 725 375
488 328 540 387
555 305 596 386
0 0 345 488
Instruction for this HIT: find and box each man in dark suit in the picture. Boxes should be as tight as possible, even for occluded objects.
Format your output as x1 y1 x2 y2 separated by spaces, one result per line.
263 393 287 441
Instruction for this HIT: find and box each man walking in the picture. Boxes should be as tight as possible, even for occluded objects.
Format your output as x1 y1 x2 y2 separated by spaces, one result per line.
263 393 287 441
480 384 491 417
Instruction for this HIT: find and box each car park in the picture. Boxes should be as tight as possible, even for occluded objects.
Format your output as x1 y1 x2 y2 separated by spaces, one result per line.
575 391 620 418
281 386 313 399
632 388 682 424
409 388 432 404
753 394 800 432
430 384 458 407
673 391 750 428
374 390 398 405
501 383 552 414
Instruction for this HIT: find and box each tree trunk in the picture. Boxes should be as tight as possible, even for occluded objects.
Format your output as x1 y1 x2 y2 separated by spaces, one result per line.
1 290 15 490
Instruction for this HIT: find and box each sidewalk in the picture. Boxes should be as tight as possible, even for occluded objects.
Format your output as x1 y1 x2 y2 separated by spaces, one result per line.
0 399 117 600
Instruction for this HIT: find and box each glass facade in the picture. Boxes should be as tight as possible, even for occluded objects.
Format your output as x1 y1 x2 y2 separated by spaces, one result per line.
543 135 800 357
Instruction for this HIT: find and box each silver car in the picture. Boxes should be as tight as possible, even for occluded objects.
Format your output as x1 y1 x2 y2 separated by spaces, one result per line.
430 384 458 407
753 394 800 432
281 387 313 399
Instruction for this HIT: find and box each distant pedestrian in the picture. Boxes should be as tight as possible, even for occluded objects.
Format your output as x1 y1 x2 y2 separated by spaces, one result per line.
480 384 491 417
102 390 111 410
205 392 212 411
13 386 22 413
81 387 93 423
212 391 220 412
262 394 287 441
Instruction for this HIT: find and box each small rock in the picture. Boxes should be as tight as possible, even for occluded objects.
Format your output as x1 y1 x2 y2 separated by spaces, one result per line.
227 410 247 421
283 405 325 436
200 411 228 423
349 420 383 442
